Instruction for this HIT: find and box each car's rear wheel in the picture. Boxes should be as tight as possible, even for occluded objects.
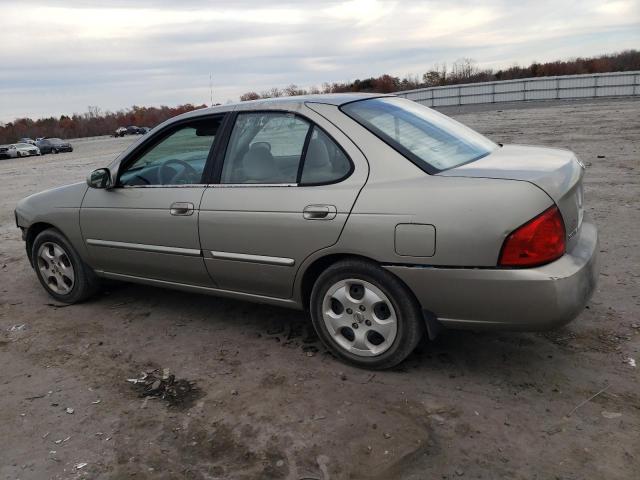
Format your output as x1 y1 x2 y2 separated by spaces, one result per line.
32 228 99 304
52 148 58 154
310 259 424 369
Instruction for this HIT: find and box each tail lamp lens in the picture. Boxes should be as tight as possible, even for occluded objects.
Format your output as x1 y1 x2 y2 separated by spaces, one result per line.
499 206 566 267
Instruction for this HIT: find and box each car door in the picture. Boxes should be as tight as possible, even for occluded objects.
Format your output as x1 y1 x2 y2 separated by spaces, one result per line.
198 108 368 299
81 114 225 286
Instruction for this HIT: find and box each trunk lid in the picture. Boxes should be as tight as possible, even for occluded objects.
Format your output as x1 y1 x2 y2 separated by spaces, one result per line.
439 144 585 243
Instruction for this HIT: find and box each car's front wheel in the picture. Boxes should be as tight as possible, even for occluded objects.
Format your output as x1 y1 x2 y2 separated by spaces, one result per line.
310 259 424 369
32 228 99 304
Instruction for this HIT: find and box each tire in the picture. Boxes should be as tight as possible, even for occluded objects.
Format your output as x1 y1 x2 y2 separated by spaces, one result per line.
310 259 424 369
31 228 100 304
52 148 58 154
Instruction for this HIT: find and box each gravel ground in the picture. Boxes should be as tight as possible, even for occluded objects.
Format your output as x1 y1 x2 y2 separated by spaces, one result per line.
0 98 639 479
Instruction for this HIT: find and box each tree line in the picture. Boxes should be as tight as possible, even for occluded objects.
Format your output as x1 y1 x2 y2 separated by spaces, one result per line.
0 104 207 145
240 49 640 100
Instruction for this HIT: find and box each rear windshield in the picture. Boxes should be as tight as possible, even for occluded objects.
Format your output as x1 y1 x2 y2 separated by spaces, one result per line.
341 97 496 173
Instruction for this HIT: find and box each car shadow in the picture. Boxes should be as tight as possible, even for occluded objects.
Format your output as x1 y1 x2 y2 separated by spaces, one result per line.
98 280 563 385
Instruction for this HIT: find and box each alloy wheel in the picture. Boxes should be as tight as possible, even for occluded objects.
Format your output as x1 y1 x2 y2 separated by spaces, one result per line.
321 278 398 357
36 242 75 295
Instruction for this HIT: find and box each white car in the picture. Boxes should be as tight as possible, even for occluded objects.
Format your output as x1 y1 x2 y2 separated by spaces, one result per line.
0 143 41 159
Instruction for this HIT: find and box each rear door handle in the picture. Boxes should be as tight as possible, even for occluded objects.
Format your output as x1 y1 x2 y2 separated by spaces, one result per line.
303 204 337 220
170 202 195 216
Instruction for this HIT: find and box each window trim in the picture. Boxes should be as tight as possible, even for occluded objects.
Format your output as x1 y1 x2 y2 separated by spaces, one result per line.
209 109 354 187
114 112 228 188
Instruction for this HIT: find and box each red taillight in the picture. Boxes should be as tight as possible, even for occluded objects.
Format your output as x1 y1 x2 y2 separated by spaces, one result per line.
499 206 566 267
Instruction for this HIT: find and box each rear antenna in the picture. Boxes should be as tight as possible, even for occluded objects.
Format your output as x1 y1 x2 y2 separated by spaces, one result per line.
209 73 213 106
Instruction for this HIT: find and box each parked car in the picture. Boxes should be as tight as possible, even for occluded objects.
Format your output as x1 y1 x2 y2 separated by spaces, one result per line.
126 126 141 135
15 143 41 157
19 138 37 145
36 138 73 154
14 94 599 369
114 127 127 137
138 127 151 134
0 145 13 159
0 143 40 158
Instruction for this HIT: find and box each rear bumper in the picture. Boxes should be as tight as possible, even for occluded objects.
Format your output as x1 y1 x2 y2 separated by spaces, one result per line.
384 218 599 331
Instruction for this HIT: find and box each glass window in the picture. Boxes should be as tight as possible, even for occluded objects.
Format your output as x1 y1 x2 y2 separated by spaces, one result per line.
119 118 221 186
342 97 496 172
300 127 351 184
221 112 310 184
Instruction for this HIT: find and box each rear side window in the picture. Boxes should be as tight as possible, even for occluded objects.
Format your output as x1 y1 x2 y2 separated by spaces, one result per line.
221 112 309 184
342 97 496 172
300 127 351 185
220 112 352 185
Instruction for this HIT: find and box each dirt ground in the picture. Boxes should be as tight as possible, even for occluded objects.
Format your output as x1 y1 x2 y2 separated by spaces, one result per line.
1 98 639 480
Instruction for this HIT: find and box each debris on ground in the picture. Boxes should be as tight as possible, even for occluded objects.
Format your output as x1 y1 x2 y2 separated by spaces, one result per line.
602 411 622 419
625 357 636 367
74 462 88 470
9 324 26 332
126 369 201 408
303 345 319 354
566 384 610 417
65 407 74 414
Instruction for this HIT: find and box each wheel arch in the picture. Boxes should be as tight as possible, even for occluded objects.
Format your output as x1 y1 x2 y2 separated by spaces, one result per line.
297 252 442 340
25 222 59 266
298 253 378 310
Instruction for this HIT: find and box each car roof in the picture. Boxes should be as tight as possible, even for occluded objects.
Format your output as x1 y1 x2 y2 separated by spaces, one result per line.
174 92 394 122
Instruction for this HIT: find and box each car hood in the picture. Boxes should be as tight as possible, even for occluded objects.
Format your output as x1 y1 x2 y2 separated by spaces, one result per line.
439 144 585 241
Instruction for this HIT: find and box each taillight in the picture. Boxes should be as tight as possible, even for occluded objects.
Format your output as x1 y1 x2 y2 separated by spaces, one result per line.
499 206 565 267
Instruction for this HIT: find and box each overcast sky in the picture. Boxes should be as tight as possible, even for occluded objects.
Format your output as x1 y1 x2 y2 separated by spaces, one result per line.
0 0 638 122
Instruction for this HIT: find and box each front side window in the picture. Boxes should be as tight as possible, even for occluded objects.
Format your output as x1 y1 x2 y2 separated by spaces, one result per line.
119 117 221 186
342 97 496 172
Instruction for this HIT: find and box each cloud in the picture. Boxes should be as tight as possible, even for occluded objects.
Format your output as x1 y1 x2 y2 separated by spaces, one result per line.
0 0 638 121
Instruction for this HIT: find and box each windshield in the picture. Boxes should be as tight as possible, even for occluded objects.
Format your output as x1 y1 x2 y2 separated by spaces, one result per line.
341 97 496 172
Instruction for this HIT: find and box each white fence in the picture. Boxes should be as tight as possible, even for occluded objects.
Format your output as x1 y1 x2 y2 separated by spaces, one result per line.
396 71 640 107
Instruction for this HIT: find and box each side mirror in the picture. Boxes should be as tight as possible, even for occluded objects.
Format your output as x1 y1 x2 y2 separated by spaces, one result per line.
87 168 112 189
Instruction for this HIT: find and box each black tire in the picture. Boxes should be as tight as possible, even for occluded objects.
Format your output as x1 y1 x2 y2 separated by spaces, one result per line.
310 259 424 369
52 148 58 154
16 151 22 158
31 228 100 304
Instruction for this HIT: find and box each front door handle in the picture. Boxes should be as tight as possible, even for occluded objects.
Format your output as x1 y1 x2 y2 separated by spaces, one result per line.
303 204 337 220
170 202 195 216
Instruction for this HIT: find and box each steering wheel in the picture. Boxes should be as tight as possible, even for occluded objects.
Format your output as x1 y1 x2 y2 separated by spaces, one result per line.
158 159 199 185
